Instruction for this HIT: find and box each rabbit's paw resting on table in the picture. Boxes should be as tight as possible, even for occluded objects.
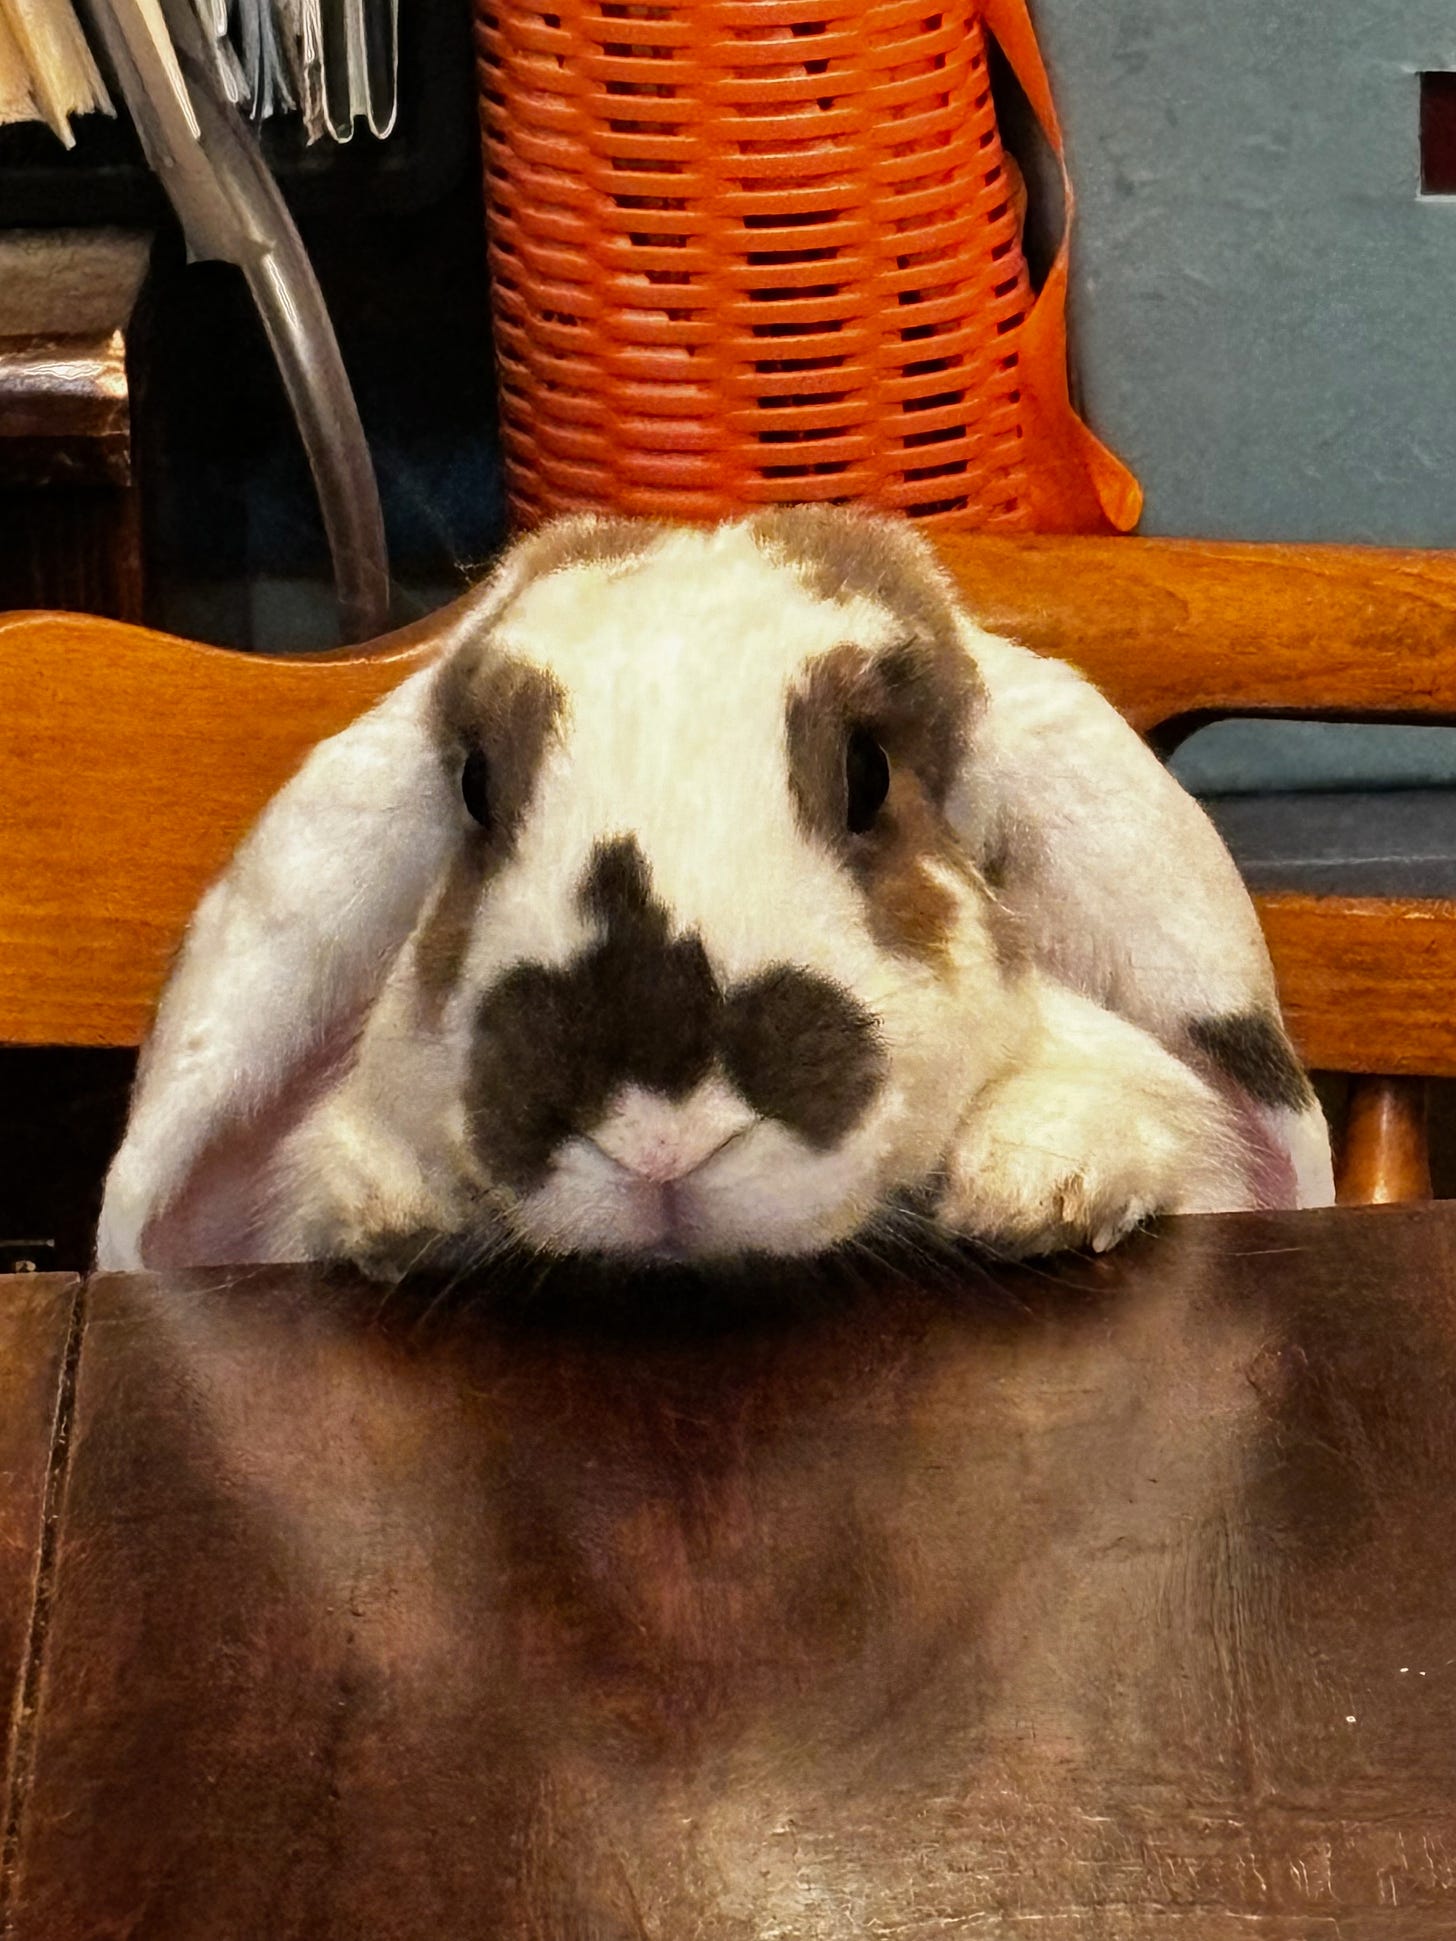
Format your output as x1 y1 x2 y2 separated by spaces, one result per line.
938 977 1246 1257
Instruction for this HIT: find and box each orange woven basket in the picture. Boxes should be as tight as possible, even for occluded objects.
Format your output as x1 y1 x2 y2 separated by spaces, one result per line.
475 0 1138 533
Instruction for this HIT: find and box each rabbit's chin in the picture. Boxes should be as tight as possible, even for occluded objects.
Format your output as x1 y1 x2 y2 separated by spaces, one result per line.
498 1122 899 1264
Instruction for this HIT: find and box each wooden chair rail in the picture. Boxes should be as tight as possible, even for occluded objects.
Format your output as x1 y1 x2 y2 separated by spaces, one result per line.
935 532 1456 739
0 609 432 1048
1255 893 1456 1077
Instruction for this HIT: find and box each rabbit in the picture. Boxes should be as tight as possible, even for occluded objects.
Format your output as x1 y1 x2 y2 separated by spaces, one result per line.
97 506 1333 1279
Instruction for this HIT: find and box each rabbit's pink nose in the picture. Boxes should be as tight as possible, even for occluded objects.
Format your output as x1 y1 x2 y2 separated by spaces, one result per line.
589 1078 755 1184
595 1129 741 1185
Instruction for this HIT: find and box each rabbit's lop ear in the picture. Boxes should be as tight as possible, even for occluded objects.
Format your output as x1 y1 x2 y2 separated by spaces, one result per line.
97 662 459 1271
947 618 1333 1208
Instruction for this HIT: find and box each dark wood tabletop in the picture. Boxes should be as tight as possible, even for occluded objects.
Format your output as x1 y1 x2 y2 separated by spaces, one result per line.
0 1276 78 1835
3 1206 1456 1939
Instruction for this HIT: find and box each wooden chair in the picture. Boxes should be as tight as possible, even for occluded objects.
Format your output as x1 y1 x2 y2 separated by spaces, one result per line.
4 534 1456 1209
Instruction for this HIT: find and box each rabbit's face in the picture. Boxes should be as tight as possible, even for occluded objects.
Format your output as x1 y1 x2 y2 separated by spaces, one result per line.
403 514 1024 1260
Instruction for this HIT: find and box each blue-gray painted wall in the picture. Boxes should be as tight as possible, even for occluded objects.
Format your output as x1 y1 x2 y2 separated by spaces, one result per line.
1037 0 1456 545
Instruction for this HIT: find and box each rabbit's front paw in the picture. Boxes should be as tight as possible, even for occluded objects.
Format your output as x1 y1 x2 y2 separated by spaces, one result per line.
277 1106 491 1283
937 1067 1209 1257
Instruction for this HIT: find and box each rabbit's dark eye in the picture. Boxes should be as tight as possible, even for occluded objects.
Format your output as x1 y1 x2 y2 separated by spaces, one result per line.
845 727 890 834
462 748 492 829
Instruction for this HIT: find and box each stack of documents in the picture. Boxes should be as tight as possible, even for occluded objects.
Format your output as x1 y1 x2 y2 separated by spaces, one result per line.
0 0 112 145
0 0 398 144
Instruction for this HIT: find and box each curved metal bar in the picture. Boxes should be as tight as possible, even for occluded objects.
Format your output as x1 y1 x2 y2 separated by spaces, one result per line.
78 0 391 642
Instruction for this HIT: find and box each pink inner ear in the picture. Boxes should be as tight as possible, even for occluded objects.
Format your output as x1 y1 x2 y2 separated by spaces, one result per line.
1194 1064 1300 1213
137 1024 362 1271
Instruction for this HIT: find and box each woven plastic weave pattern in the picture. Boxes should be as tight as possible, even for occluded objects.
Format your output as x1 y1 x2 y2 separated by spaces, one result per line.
477 0 1044 530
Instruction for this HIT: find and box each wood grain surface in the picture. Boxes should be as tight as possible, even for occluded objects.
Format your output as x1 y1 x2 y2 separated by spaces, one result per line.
0 611 433 1046
1252 892 1456 1076
0 1278 81 1843
5 534 1456 1063
4 1209 1456 1936
935 531 1456 736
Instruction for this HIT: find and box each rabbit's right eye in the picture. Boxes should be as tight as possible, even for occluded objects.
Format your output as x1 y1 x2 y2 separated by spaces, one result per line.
845 726 890 834
461 749 492 830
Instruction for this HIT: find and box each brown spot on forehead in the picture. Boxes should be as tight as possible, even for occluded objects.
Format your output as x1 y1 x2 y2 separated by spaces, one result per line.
785 637 982 966
431 644 565 787
749 503 965 651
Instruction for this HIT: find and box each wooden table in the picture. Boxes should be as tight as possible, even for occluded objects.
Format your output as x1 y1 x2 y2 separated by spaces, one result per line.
3 1206 1456 1938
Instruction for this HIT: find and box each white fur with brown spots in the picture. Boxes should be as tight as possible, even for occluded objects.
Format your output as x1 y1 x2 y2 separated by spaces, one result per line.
98 511 1332 1276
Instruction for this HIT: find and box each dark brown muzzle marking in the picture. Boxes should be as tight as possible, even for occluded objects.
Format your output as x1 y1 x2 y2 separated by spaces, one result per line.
468 838 887 1193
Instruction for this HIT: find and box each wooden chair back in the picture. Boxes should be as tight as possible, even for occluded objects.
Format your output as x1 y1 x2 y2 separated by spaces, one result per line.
5 534 1456 1198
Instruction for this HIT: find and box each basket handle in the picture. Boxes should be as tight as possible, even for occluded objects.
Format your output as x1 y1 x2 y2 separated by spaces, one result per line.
980 0 1143 534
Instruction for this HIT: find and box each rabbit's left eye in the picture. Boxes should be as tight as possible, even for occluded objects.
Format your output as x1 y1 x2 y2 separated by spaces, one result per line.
462 749 492 829
845 727 890 834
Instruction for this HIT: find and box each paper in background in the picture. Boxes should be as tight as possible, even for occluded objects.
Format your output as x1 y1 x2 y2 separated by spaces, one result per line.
0 0 399 143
